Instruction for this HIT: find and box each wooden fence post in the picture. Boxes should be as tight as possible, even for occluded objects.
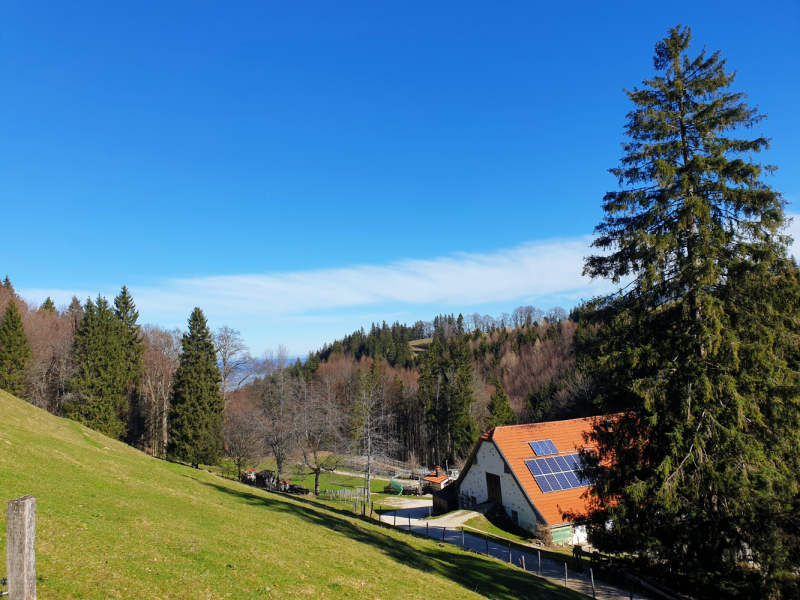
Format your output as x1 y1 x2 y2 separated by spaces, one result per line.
6 495 37 600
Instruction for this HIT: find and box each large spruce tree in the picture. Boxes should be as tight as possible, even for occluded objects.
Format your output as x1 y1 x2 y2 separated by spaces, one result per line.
168 308 224 468
113 286 145 440
66 295 130 438
577 26 800 595
0 302 32 397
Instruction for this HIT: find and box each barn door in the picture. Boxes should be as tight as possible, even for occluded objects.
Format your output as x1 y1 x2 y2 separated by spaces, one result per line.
486 473 502 503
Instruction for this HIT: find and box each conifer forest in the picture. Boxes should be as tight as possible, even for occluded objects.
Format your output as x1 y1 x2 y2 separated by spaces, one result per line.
2 24 799 597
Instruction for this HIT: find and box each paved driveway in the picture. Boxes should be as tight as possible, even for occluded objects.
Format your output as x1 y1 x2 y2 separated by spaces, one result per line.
379 507 646 600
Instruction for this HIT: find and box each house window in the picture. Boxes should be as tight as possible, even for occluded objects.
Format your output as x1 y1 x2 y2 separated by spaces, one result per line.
511 510 519 525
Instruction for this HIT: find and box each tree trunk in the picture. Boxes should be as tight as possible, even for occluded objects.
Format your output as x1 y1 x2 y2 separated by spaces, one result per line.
314 469 321 496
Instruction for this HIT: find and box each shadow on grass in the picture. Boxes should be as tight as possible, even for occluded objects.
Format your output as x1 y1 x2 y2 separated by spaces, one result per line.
198 480 581 600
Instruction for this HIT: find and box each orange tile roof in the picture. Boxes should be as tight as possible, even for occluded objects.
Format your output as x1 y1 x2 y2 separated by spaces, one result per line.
487 417 599 526
423 473 449 484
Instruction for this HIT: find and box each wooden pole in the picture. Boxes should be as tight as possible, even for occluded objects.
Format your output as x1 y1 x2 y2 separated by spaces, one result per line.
408 515 411 531
538 550 541 576
426 522 429 536
508 542 512 563
442 527 445 541
564 563 568 587
521 555 525 571
461 529 464 546
394 512 396 527
590 567 596 599
7 495 36 600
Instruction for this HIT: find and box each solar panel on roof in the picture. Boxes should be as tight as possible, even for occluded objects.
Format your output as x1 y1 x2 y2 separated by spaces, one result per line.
525 459 543 476
529 452 591 494
528 439 560 456
564 471 580 488
535 475 552 493
545 474 562 491
554 455 571 471
555 473 570 489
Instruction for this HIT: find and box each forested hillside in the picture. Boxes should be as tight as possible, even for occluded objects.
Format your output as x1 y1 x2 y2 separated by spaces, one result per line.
0 274 591 474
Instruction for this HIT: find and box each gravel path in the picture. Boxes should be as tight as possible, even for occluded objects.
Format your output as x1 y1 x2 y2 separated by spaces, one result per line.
380 506 647 600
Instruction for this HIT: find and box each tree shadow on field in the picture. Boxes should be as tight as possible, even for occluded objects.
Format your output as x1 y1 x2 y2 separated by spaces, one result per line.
199 481 577 600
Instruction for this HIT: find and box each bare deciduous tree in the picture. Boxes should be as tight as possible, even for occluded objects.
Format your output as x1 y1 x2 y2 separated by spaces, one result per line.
213 325 258 405
294 380 346 495
225 393 265 479
140 325 182 458
256 345 296 483
350 362 397 489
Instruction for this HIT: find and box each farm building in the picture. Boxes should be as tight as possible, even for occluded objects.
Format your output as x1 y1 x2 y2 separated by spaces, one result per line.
452 417 598 546
422 466 450 491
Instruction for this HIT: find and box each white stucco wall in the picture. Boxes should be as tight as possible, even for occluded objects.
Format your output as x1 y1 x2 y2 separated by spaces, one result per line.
457 440 542 531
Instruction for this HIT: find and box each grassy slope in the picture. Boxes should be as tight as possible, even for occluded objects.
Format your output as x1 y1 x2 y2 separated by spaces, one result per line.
0 391 585 600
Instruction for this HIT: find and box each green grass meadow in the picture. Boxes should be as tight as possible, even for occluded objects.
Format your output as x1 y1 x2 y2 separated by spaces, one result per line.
0 390 585 599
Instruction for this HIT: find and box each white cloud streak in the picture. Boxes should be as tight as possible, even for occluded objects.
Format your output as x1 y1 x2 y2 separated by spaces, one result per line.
126 236 611 317
19 222 798 355
22 217 799 324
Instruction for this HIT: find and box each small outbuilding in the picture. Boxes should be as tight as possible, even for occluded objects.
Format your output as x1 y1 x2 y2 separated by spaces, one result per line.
453 417 598 545
422 466 450 491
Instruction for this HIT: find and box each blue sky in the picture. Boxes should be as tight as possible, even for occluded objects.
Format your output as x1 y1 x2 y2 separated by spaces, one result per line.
2 1 798 356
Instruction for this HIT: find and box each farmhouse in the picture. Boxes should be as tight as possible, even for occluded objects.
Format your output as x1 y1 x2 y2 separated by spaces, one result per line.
453 417 597 546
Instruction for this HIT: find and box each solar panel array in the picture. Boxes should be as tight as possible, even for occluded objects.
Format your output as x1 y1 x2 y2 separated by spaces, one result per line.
528 439 558 456
524 454 588 493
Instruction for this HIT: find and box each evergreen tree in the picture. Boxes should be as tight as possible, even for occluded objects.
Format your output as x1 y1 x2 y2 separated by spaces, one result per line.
168 308 224 468
113 286 144 382
0 302 32 397
40 297 57 313
486 384 517 428
577 26 800 595
66 295 129 439
419 337 478 464
113 286 145 439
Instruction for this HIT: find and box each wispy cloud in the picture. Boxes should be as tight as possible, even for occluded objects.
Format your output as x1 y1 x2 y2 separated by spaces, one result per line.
19 223 799 355
124 236 610 317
